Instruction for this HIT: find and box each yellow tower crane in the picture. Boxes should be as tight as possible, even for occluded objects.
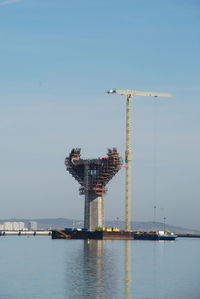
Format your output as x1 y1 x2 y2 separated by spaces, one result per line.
107 89 172 231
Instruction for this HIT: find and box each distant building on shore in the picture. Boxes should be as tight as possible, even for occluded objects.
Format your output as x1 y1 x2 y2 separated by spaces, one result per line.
0 221 26 231
28 221 38 231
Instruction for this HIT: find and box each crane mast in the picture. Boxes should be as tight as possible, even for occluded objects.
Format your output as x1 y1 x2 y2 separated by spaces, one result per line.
107 89 172 231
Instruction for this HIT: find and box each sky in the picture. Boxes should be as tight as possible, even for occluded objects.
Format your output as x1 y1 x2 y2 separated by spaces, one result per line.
0 0 199 230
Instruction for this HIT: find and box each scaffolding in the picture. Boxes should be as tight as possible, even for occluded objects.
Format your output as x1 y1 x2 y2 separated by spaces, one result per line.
65 148 123 229
65 148 123 196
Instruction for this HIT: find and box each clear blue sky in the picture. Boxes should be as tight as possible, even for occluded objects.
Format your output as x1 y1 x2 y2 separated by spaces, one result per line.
0 0 199 229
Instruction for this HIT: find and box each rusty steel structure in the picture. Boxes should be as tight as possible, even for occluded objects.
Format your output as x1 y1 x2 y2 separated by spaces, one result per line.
65 148 123 230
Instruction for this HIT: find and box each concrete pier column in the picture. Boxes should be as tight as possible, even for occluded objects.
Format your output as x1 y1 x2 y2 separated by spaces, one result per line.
84 194 104 230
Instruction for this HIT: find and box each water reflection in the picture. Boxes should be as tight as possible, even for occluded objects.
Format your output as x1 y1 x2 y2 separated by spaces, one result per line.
124 240 132 299
82 240 105 299
66 240 132 299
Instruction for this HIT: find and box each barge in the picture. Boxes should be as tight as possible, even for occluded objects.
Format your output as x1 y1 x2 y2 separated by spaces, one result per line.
52 228 177 240
52 229 134 240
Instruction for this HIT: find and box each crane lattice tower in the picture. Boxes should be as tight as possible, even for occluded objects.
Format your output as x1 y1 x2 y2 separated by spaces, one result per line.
107 89 172 231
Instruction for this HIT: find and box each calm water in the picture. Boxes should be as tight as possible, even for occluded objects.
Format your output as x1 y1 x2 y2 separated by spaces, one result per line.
0 237 200 299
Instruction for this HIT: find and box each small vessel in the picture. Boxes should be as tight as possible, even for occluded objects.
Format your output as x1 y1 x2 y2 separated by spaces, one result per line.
133 230 177 241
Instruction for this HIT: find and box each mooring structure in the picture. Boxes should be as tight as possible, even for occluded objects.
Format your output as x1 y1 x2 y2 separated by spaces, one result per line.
65 148 123 230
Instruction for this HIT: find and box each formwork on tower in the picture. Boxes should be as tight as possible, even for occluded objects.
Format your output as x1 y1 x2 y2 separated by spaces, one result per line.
65 148 123 230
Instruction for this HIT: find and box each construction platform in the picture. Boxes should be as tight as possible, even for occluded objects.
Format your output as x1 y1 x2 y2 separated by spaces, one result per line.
51 229 179 240
52 230 134 240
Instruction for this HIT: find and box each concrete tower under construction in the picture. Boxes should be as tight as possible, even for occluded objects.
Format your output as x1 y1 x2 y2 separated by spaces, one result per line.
65 148 122 230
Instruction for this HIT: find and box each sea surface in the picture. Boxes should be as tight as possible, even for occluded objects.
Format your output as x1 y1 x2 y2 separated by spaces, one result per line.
0 236 200 299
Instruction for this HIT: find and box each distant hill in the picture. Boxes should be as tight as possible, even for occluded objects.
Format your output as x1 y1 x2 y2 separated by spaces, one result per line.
0 218 199 233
